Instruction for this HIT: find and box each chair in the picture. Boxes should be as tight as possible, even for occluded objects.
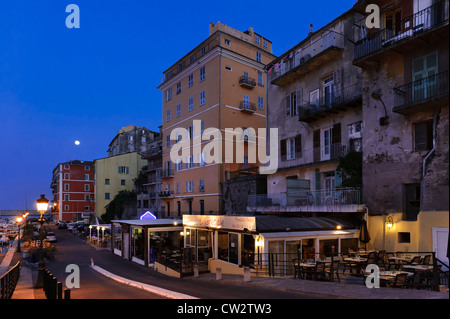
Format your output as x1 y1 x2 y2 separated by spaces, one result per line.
292 259 300 279
388 273 408 288
385 253 396 270
314 262 326 281
422 255 431 265
377 250 387 270
409 256 421 265
407 271 424 290
325 260 340 282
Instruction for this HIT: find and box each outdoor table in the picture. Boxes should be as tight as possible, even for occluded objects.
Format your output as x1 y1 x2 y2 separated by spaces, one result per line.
401 265 433 271
344 257 367 262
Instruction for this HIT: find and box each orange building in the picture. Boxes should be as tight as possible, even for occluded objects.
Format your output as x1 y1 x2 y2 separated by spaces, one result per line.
158 22 276 217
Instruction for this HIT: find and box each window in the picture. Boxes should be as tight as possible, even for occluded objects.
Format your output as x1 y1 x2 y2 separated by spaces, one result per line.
201 46 206 56
323 76 334 106
190 54 195 64
84 184 89 191
281 135 302 161
414 120 433 151
85 194 90 201
404 183 420 221
166 135 170 148
225 65 232 71
188 97 194 111
412 52 438 102
64 173 70 179
84 174 90 181
256 52 261 63
200 66 206 81
64 184 69 191
105 193 110 200
199 179 205 191
258 96 264 110
176 82 181 94
64 205 69 211
166 109 171 122
84 165 90 171
164 88 172 102
263 40 268 49
121 179 126 186
255 35 260 44
186 180 194 192
225 39 231 46
188 74 193 87
285 92 298 117
64 194 69 201
176 104 181 117
200 90 205 106
118 166 129 174
105 179 110 185
242 94 249 109
398 232 411 243
176 182 180 194
257 71 263 86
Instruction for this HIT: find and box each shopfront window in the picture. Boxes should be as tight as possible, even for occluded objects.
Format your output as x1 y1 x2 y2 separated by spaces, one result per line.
149 231 181 263
131 227 145 261
197 230 211 263
340 238 358 255
301 238 315 261
319 239 338 259
113 225 122 251
229 233 239 264
241 235 255 268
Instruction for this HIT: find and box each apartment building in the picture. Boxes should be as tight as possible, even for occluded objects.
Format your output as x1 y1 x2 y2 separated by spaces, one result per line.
353 0 448 256
157 22 276 217
94 152 147 219
249 8 366 225
107 125 157 157
136 126 163 218
50 160 95 222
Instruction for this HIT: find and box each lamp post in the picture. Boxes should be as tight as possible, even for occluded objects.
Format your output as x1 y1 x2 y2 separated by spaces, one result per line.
35 194 49 288
16 216 23 253
89 225 92 243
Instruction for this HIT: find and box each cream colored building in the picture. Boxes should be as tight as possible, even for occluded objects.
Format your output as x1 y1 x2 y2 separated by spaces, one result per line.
158 22 276 217
94 152 147 218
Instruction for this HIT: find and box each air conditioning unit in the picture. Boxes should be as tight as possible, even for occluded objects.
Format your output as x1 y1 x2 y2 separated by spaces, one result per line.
300 54 311 64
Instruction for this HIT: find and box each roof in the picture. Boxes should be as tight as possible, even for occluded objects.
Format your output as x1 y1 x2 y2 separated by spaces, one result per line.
111 219 182 227
255 215 360 233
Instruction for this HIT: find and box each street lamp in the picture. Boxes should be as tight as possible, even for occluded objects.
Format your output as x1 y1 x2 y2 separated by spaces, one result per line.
16 216 23 253
35 194 49 288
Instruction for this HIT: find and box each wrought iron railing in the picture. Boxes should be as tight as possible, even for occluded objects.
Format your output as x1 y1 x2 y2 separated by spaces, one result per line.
248 187 361 208
0 261 20 299
239 101 257 112
393 70 449 110
355 0 449 60
239 76 256 87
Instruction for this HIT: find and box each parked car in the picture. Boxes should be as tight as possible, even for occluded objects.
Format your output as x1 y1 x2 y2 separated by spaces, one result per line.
58 222 67 229
45 232 57 243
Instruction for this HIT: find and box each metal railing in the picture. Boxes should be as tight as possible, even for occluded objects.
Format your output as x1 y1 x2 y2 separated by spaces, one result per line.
270 31 344 83
299 83 362 121
394 70 449 110
239 76 256 87
239 101 257 112
248 187 361 208
355 0 449 60
0 261 20 299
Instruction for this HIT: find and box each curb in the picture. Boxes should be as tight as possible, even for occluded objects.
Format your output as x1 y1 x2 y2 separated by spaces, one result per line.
90 264 198 299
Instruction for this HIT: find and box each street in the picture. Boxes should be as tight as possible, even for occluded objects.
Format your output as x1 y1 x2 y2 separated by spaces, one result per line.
43 226 324 299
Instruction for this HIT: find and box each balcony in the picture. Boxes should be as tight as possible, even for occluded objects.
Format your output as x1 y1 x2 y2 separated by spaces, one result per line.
159 190 174 198
239 101 257 113
247 188 364 213
239 76 256 89
354 1 449 65
298 83 362 123
278 142 349 171
393 70 449 115
269 31 344 86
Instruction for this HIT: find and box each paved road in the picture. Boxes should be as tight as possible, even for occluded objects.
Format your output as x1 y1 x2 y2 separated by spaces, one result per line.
45 226 324 299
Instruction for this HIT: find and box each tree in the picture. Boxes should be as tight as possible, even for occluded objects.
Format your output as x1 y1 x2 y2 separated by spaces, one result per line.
101 190 136 223
336 150 362 188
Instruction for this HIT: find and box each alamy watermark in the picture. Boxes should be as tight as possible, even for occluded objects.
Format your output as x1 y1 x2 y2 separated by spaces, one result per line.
65 4 80 29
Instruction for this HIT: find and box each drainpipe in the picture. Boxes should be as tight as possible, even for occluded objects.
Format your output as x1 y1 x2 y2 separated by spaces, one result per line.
422 111 439 178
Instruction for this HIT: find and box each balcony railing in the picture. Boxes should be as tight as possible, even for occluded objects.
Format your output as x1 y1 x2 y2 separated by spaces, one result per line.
158 190 174 198
299 83 362 122
393 70 449 113
269 31 344 84
239 76 256 88
239 101 257 113
248 188 362 208
354 1 449 61
279 142 349 170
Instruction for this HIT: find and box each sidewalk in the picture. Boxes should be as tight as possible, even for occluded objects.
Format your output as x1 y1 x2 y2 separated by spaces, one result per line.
2 236 449 300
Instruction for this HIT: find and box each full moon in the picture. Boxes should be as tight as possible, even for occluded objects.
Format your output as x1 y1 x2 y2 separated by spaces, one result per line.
74 140 80 146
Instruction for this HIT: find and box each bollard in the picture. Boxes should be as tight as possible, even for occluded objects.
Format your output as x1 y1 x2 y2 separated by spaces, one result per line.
57 282 63 300
243 267 251 282
193 264 199 278
50 277 57 299
91 258 94 266
64 288 71 299
216 267 222 280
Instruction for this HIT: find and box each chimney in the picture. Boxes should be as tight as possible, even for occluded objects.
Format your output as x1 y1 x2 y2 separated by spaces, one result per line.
308 24 314 36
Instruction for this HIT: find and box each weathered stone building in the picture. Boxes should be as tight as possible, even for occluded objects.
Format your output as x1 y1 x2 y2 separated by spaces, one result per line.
353 0 448 255
107 125 158 157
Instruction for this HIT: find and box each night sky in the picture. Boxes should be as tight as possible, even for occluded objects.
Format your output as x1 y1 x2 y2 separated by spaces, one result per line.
0 0 353 210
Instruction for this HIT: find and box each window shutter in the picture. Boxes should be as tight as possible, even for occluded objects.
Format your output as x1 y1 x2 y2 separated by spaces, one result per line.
126 167 129 174
332 123 341 144
296 89 303 112
333 68 343 98
295 134 302 158
313 130 320 162
280 139 287 161
285 95 291 117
